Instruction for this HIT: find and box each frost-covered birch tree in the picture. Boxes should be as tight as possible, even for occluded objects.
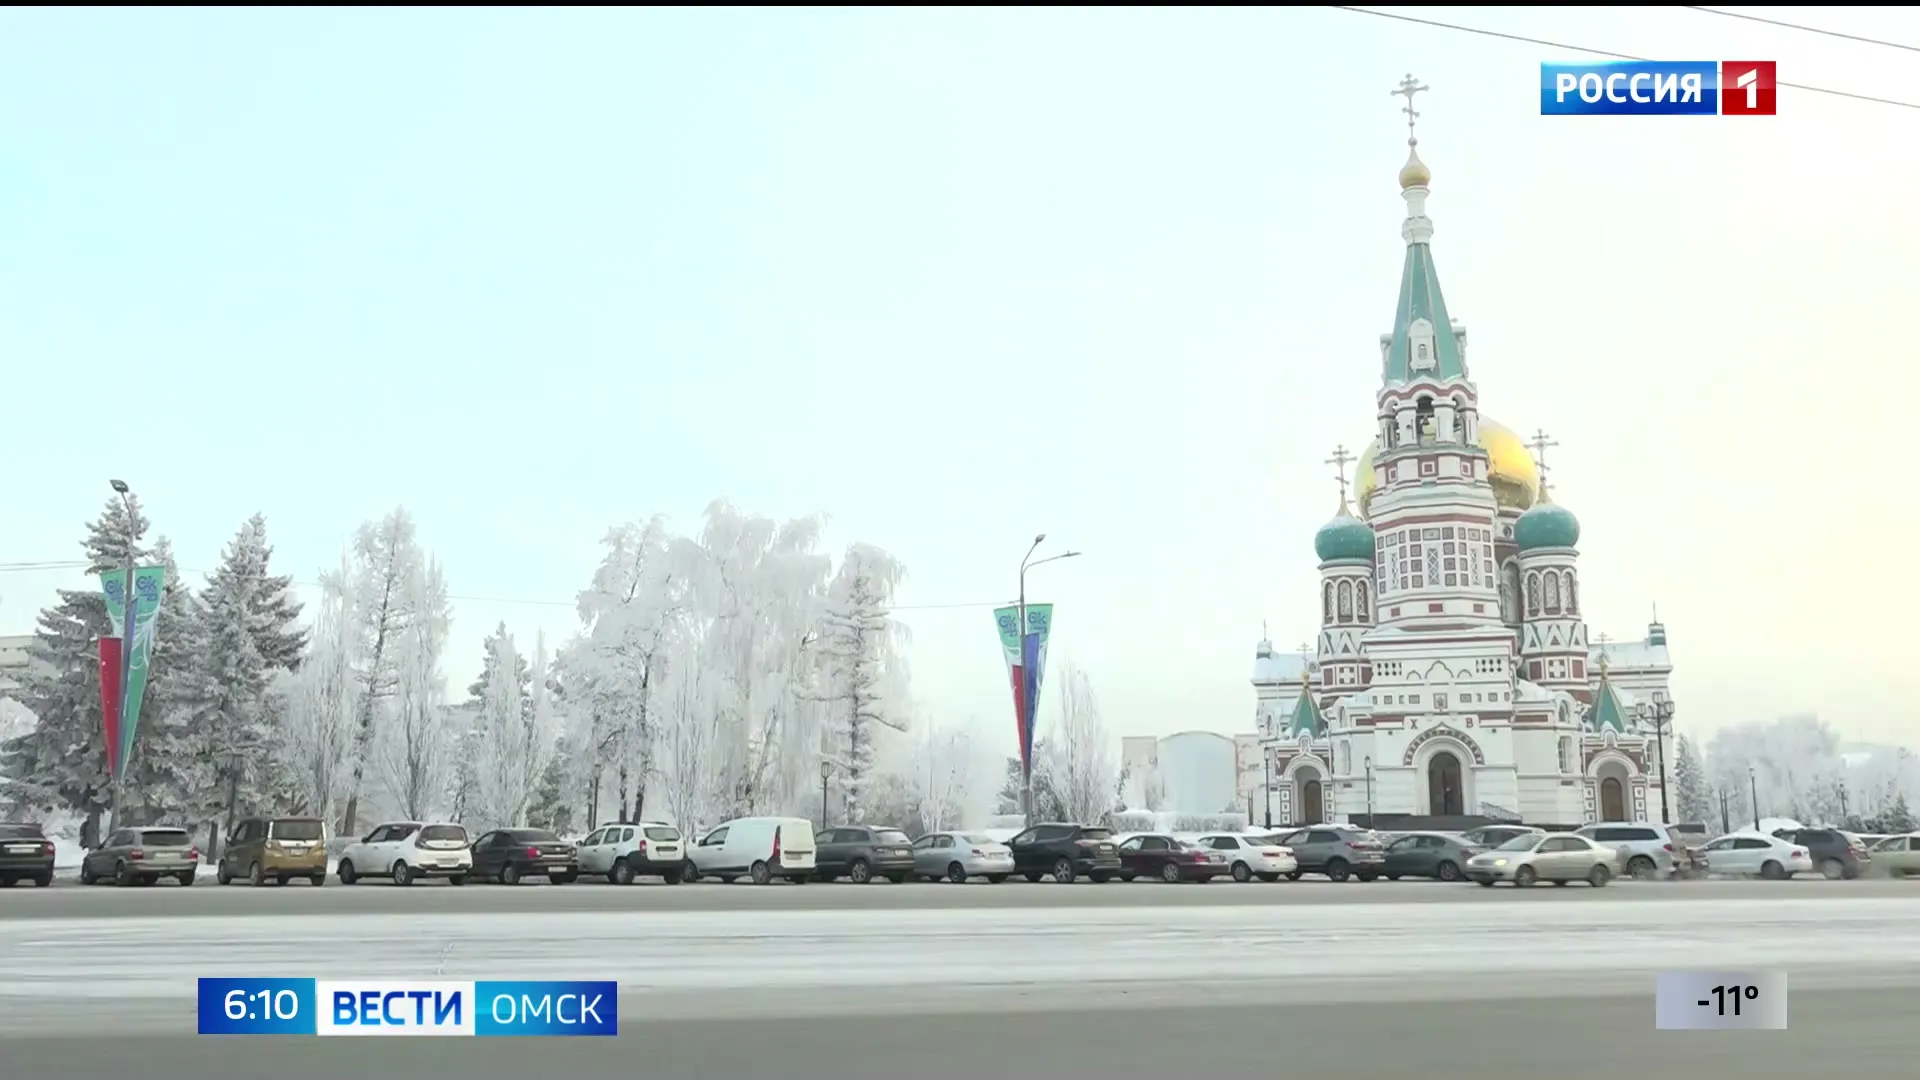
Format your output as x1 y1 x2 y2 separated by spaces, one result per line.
576 518 681 825
812 542 909 822
272 558 359 819
375 557 453 820
342 508 433 834
1045 661 1117 826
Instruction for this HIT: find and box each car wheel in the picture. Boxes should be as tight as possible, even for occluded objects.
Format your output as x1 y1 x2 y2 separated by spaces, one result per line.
309 872 325 886
749 860 772 885
247 862 265 887
1588 864 1612 888
1325 859 1351 883
502 863 522 886
847 859 872 884
115 861 136 887
1231 862 1252 883
662 867 684 884
448 874 466 887
176 872 194 887
885 872 908 884
1820 858 1845 880
1051 858 1076 884
1356 872 1378 882
682 861 700 883
1119 872 1137 882
1385 873 1401 881
1285 870 1303 881
79 863 97 886
216 862 233 886
1257 872 1280 882
1514 865 1538 888
1159 862 1182 884
1760 860 1785 880
338 860 358 885
611 859 635 886
1023 872 1044 882
987 874 1009 883
1436 861 1461 882
947 862 968 884
1626 855 1658 880
393 861 413 887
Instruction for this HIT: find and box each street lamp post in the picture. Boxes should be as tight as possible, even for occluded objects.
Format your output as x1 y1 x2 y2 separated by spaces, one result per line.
819 759 833 830
1748 765 1760 831
107 478 137 836
1364 756 1374 823
1633 699 1677 824
1839 780 1849 827
1016 534 1080 828
1263 748 1275 829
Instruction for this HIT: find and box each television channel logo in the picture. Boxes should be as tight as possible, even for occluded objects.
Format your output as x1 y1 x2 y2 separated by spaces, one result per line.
1540 61 1776 116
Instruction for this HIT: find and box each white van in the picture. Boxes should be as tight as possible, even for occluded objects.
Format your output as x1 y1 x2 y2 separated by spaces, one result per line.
685 817 816 885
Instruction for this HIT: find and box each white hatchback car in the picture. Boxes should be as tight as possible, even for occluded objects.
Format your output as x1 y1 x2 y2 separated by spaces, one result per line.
1194 834 1298 881
336 822 472 886
576 822 687 884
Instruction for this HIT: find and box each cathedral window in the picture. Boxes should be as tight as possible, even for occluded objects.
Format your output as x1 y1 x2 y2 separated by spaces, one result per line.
1434 693 1448 711
1558 737 1573 773
1544 573 1562 614
1337 581 1354 621
1526 572 1541 617
1357 582 1371 622
1388 558 1401 593
1425 548 1441 583
1415 398 1436 444
1323 582 1334 625
1501 564 1521 623
1565 572 1579 614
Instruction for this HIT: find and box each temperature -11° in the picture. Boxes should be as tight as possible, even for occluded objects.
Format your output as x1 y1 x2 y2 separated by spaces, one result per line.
1655 970 1788 1030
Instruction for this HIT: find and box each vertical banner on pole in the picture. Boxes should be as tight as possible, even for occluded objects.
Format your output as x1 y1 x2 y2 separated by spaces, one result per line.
97 637 124 780
992 603 1054 772
100 565 167 781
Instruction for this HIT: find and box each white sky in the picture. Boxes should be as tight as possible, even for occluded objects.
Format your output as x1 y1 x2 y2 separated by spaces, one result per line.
4 7 1916 757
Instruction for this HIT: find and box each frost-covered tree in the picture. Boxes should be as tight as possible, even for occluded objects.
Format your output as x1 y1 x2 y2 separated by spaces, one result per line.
1706 714 1844 825
271 558 359 819
375 557 452 820
575 518 681 825
1044 661 1117 826
341 508 433 834
812 542 909 822
911 720 978 833
0 496 150 836
1672 734 1712 825
467 625 536 832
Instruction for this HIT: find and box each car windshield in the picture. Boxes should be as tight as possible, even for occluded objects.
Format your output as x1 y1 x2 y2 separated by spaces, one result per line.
644 826 680 841
1495 834 1543 852
418 825 467 843
874 829 912 844
508 829 559 843
270 820 324 841
959 834 1002 845
0 824 44 840
141 829 192 847
1079 827 1113 840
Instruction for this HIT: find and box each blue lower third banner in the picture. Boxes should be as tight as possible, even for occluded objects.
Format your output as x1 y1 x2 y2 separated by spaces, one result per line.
198 978 618 1036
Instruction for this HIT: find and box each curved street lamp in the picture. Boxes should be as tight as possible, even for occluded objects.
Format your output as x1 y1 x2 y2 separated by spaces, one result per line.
106 479 137 836
1633 698 1677 824
1015 534 1080 827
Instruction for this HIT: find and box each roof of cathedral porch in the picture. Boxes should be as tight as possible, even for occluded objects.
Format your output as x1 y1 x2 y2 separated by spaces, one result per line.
1587 661 1632 734
1288 673 1328 736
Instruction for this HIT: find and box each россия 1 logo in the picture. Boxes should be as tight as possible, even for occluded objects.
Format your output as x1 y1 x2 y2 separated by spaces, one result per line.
1540 61 1776 116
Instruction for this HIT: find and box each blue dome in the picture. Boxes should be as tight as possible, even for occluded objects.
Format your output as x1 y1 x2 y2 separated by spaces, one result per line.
1514 499 1581 551
1314 511 1376 563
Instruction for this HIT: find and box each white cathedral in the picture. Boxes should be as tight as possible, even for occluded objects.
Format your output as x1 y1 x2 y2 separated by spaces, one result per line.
1252 79 1675 828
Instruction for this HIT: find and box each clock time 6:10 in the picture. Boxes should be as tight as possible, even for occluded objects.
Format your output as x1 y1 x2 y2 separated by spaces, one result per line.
1701 984 1759 1016
227 988 300 1021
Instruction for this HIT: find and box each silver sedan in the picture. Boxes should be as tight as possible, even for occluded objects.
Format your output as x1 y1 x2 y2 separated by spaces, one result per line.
912 832 1015 883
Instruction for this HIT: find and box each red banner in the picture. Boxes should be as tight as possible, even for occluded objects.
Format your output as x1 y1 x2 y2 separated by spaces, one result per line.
98 636 123 780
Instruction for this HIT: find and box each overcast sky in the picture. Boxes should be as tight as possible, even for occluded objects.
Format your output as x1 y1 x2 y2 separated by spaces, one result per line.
4 7 1915 755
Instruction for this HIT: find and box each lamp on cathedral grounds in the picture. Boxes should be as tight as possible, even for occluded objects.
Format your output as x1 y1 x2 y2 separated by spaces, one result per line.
819 758 834 830
1364 757 1374 823
1748 765 1760 830
1633 698 1677 824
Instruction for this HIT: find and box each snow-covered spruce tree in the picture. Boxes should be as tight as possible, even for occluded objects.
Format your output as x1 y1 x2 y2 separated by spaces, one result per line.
576 518 680 825
467 625 532 832
1672 734 1712 825
127 537 210 826
0 496 150 835
812 542 909 823
375 557 453 821
341 508 432 835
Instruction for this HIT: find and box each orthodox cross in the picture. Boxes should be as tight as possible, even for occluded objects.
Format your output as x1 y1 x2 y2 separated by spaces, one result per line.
1392 74 1429 145
1527 428 1559 494
1262 619 1269 640
1326 444 1356 507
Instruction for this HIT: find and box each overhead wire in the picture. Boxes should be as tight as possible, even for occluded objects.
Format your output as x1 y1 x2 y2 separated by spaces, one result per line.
1679 6 1920 55
1327 6 1920 111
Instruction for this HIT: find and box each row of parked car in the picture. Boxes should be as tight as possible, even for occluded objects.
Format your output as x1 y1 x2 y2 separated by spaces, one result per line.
6 813 1913 889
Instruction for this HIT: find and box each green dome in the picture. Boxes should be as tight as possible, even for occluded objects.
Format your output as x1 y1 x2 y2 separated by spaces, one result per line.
1315 510 1376 563
1514 499 1581 551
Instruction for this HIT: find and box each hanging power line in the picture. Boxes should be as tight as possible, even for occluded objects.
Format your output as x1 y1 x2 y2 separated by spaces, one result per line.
1681 6 1920 55
1328 6 1920 111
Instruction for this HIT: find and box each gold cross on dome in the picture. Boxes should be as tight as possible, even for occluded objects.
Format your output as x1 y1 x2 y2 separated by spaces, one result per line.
1527 429 1559 493
1392 74 1429 144
1326 445 1356 507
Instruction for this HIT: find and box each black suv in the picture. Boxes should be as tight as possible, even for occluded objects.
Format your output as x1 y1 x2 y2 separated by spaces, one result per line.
814 824 916 883
0 822 56 887
1007 822 1121 883
1779 827 1869 880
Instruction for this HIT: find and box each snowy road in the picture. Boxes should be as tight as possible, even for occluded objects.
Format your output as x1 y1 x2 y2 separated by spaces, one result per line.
4 894 1915 1077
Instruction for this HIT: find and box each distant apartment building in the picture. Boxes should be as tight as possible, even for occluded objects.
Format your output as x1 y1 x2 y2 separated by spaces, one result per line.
0 634 31 694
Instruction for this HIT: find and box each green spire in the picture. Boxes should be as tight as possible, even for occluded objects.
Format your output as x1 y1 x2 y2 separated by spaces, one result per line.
1288 675 1327 737
1382 243 1466 385
1588 659 1629 734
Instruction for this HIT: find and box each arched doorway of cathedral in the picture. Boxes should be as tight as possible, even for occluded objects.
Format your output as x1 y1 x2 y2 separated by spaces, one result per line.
1427 751 1465 817
1297 770 1325 825
1600 776 1627 822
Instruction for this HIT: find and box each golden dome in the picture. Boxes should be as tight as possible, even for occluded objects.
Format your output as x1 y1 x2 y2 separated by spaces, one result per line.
1398 148 1431 190
1353 416 1540 517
